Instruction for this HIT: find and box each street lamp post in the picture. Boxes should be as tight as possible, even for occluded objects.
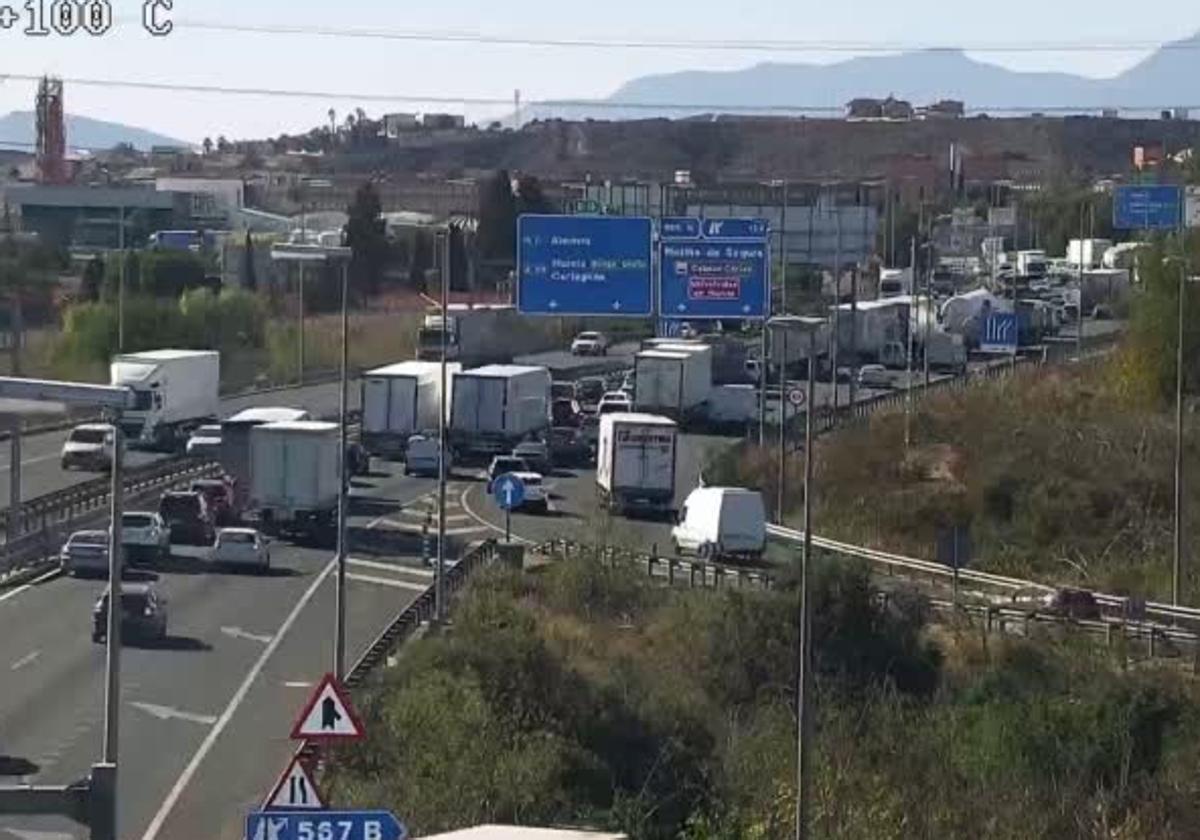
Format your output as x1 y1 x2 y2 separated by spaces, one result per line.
1174 250 1188 607
270 243 353 674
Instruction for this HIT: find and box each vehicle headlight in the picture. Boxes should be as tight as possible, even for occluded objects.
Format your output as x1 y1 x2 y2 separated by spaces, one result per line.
144 607 154 617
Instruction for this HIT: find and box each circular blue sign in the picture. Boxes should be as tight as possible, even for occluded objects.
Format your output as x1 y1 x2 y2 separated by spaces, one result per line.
492 473 526 511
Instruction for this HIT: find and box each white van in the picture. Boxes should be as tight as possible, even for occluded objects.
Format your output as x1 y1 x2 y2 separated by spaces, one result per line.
671 487 767 562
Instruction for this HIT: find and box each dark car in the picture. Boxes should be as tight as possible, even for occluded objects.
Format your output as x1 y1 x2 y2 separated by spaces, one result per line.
576 377 607 409
159 491 216 547
548 426 592 467
190 478 236 525
345 442 371 477
92 583 168 643
1042 587 1102 621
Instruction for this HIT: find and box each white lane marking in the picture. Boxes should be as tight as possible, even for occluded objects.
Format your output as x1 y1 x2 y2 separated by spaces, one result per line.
140 556 337 840
0 567 64 605
0 452 66 473
346 572 429 592
459 484 535 546
348 557 434 578
131 701 219 726
220 626 274 645
10 650 41 670
283 681 312 689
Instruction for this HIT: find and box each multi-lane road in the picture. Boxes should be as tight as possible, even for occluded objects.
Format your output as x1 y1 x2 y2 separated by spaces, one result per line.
0 456 463 840
0 381 362 509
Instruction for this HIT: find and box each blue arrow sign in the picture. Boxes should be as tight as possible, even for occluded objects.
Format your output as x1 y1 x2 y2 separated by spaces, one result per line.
1113 185 1183 230
246 810 407 840
517 215 653 316
701 218 769 239
492 473 526 511
981 313 1018 353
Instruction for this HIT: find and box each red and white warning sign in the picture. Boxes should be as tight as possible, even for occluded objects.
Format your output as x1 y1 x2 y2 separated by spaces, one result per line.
264 755 326 811
290 672 366 741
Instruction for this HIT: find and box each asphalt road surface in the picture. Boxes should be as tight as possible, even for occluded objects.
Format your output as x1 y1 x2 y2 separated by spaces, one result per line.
0 456 458 840
0 380 362 510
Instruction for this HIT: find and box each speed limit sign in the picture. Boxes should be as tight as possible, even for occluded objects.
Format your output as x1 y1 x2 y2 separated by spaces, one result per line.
787 388 806 408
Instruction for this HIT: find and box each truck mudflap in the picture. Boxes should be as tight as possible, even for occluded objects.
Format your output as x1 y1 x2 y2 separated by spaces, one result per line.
608 488 674 519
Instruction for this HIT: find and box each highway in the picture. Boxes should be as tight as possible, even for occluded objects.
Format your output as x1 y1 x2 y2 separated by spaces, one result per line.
0 380 361 509
0 459 452 840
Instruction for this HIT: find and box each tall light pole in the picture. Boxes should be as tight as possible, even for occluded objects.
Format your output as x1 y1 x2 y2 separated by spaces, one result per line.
334 258 349 679
904 237 916 451
117 206 125 353
1173 241 1188 607
435 227 451 622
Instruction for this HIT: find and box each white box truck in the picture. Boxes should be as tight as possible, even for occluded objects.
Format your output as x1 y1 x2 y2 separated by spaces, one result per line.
110 349 220 450
634 350 711 420
596 413 678 517
249 420 340 541
449 365 551 456
221 407 312 513
361 361 460 457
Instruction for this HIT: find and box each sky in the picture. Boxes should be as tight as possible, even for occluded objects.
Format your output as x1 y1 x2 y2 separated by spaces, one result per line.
2 0 1200 143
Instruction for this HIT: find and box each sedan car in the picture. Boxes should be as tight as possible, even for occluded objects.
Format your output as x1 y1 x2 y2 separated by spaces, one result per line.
510 471 549 513
62 530 110 577
571 331 609 356
857 364 892 390
596 393 633 416
93 583 168 643
211 528 271 571
486 456 530 493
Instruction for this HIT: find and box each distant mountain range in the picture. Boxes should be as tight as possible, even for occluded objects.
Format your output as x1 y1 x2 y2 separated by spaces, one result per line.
526 28 1200 121
0 111 188 154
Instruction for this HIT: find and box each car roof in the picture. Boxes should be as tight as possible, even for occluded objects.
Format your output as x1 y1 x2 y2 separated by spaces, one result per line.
72 529 108 539
72 423 113 433
218 527 259 537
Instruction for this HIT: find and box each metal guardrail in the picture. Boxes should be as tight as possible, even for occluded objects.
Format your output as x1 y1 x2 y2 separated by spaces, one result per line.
535 538 773 590
768 525 1200 632
0 460 222 577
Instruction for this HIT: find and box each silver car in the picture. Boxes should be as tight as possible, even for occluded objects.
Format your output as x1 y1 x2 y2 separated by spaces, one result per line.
62 530 110 577
211 528 271 571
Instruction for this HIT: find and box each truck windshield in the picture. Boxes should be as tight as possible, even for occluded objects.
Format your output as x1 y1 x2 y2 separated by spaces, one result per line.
70 428 108 444
130 389 153 411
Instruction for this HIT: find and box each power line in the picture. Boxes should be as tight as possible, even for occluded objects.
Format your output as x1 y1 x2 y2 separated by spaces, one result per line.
173 18 1200 55
4 72 1200 116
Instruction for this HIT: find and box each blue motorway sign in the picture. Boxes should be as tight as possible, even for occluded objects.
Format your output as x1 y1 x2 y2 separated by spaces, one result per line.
492 473 526 511
246 810 407 840
659 217 770 320
981 313 1018 354
517 215 653 316
1113 185 1183 230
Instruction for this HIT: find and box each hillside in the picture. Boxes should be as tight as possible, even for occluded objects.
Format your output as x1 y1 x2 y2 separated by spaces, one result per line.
0 111 187 153
538 29 1200 120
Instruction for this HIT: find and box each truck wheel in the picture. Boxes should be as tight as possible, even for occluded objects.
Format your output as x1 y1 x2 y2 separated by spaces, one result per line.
698 543 714 561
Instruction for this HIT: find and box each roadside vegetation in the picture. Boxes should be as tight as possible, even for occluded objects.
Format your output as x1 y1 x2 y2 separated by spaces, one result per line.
323 554 1200 839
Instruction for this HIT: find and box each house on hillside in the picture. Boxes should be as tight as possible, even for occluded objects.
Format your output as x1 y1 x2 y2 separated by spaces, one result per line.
920 99 965 119
845 96 914 121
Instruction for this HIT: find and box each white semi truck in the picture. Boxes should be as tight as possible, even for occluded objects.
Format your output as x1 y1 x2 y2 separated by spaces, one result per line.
596 413 678 517
361 361 460 457
110 349 220 450
249 420 341 542
449 365 552 457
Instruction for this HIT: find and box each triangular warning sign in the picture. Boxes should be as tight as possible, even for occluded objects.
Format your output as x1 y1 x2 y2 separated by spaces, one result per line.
264 755 326 811
290 672 365 741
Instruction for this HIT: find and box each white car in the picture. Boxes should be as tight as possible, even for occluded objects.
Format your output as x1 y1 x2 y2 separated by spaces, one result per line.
671 487 766 562
571 331 609 356
211 528 271 571
61 423 117 471
857 365 892 389
510 471 548 513
596 392 633 416
121 511 170 565
186 424 223 459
